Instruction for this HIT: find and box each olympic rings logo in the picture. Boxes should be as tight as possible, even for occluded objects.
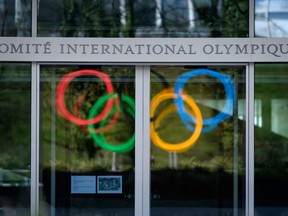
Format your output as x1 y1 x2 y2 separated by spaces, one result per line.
150 68 235 153
56 69 135 153
173 69 235 133
150 87 203 153
55 69 235 154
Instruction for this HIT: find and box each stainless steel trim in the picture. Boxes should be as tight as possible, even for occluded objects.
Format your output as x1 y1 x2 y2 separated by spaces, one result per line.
135 66 144 216
246 63 255 216
143 66 151 216
30 62 39 216
249 0 255 38
31 0 37 37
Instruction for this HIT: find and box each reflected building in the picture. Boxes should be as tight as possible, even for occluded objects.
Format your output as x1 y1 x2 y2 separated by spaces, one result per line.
255 0 288 37
36 0 225 37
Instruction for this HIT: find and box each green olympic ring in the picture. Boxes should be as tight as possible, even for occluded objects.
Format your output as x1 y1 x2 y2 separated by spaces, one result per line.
87 94 135 153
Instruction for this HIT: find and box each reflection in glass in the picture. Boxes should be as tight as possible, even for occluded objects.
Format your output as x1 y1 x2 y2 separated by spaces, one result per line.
255 64 288 215
0 0 31 36
39 65 135 215
150 66 246 215
255 0 288 37
0 63 31 214
37 0 248 37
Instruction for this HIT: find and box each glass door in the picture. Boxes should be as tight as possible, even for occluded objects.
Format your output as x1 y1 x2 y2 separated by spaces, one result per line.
37 64 247 216
39 65 135 216
149 65 246 216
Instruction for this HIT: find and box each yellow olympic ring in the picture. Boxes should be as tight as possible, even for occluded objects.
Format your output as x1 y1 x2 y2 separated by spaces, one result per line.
150 88 203 153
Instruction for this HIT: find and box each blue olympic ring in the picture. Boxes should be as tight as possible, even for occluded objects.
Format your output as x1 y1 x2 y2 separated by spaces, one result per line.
173 69 235 132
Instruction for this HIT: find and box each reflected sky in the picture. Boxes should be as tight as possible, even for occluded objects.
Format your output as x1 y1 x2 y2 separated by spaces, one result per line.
255 0 288 37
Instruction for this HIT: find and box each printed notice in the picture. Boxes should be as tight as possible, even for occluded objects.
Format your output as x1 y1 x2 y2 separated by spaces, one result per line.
71 176 96 194
97 176 122 194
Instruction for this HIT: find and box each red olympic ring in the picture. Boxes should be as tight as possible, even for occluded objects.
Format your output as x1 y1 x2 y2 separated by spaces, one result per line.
56 69 116 125
73 93 121 133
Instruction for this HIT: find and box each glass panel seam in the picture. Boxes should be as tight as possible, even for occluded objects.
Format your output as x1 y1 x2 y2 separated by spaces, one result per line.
31 0 37 37
135 66 144 216
246 63 255 216
31 62 39 216
143 66 151 216
249 0 255 37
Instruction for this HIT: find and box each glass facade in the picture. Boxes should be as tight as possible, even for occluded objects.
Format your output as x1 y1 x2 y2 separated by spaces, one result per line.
37 0 249 37
0 0 31 36
0 63 31 215
150 66 246 215
255 64 288 215
39 65 135 215
255 0 288 37
0 1 287 216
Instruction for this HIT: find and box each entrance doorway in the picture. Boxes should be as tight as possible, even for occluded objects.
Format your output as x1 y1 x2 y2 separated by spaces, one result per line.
38 64 247 216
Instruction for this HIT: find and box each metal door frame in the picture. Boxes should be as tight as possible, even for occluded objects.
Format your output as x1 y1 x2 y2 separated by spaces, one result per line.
31 63 253 216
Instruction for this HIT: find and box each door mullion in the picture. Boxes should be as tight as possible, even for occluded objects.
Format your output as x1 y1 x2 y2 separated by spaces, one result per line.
135 65 151 216
143 66 151 216
135 66 144 216
246 63 255 216
31 62 39 216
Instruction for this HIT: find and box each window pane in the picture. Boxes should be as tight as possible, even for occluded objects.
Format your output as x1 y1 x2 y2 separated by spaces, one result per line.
150 65 246 215
255 64 288 215
37 0 248 37
0 63 31 214
39 65 135 215
0 0 31 36
255 0 288 37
